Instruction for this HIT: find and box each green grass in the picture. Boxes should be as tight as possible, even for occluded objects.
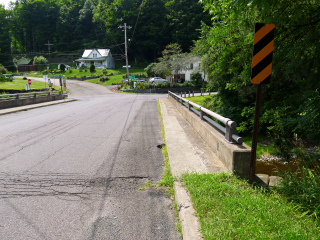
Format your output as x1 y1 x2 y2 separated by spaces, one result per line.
0 79 59 90
157 100 182 235
182 172 320 240
185 95 215 106
85 74 123 86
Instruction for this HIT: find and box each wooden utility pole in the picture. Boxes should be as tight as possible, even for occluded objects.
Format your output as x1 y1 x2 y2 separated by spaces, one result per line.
45 40 53 70
119 23 131 80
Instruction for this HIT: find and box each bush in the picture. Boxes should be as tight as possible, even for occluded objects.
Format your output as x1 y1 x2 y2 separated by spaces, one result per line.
33 56 48 65
0 74 5 82
60 63 66 72
79 69 83 72
135 82 146 90
278 152 320 219
85 69 87 72
68 69 72 73
23 77 27 80
99 75 110 82
0 64 8 74
144 63 157 77
90 64 95 72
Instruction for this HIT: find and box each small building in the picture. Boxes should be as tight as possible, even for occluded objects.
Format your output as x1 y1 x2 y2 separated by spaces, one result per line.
76 49 115 69
172 56 207 82
17 58 37 72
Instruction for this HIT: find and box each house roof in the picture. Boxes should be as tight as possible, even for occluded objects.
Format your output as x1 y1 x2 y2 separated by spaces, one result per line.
17 58 33 65
82 49 110 58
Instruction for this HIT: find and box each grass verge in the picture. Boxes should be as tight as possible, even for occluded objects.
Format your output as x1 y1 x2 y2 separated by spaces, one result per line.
182 172 320 240
157 100 182 235
0 79 59 91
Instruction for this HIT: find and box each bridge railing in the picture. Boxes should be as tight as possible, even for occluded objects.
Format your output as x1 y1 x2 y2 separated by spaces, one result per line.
0 91 62 101
168 91 243 144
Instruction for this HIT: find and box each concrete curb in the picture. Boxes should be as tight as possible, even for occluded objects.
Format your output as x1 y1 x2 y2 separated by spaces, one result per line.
0 98 76 115
159 98 203 239
174 182 203 240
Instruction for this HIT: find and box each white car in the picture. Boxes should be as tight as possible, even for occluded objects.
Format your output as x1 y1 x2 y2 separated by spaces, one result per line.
149 77 167 83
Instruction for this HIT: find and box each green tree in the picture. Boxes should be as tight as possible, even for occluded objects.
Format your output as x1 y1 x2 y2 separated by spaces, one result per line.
196 0 320 143
0 5 13 70
165 0 211 52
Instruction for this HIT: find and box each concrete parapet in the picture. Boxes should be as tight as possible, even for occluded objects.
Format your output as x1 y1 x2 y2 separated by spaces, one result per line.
168 94 251 178
0 93 64 109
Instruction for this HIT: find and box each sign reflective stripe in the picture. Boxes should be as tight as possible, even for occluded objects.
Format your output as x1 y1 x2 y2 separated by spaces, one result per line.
252 40 274 68
251 63 272 84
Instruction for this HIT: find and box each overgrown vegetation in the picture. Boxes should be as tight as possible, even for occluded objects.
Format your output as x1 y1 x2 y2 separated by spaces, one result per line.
195 0 320 150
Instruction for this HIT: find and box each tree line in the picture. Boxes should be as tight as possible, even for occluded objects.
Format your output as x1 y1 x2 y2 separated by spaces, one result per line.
0 0 210 69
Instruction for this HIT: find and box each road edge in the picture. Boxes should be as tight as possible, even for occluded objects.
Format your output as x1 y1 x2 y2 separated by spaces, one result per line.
0 98 76 115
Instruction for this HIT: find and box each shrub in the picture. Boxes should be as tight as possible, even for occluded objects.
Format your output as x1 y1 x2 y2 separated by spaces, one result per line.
68 69 72 73
90 64 95 72
0 64 8 74
33 56 48 65
278 155 320 219
23 77 27 80
144 63 157 77
136 82 146 90
79 69 83 72
60 63 66 72
84 69 87 72
0 74 5 82
99 75 110 82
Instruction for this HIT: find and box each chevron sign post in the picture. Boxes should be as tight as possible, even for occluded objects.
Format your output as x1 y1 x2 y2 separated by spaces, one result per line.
249 23 275 184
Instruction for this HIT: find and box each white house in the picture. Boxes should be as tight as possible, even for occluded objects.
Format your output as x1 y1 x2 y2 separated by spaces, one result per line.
172 56 207 82
76 49 115 69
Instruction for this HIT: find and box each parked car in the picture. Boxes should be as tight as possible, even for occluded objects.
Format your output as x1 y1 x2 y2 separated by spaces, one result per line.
149 77 167 83
134 79 145 83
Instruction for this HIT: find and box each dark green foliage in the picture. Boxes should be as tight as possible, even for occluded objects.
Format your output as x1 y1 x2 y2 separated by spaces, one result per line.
278 148 320 219
196 0 320 148
60 63 66 72
144 63 157 77
90 64 95 72
0 74 5 82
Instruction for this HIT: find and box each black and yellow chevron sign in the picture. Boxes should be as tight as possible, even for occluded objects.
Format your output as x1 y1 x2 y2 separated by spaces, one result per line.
251 23 275 84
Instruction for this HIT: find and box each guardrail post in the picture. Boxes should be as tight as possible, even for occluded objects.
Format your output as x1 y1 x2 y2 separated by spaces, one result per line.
188 101 191 111
47 92 50 97
33 93 36 98
16 94 19 100
201 89 203 96
193 91 194 97
225 120 237 143
200 108 204 120
189 91 190 97
185 91 187 98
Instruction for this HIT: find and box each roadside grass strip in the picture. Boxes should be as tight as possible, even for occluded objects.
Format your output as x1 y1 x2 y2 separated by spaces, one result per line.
182 172 320 240
0 79 59 90
157 100 182 235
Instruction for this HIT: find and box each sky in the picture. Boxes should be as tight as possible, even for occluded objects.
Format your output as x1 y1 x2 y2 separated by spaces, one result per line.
0 0 12 9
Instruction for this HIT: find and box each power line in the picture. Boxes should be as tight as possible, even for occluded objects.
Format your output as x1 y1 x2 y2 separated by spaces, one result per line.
128 0 144 50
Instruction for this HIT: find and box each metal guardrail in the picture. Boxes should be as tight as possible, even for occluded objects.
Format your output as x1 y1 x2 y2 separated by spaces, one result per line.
0 91 62 101
168 91 243 144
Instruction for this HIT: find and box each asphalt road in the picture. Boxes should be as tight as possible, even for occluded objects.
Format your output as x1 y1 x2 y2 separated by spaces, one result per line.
0 80 181 240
